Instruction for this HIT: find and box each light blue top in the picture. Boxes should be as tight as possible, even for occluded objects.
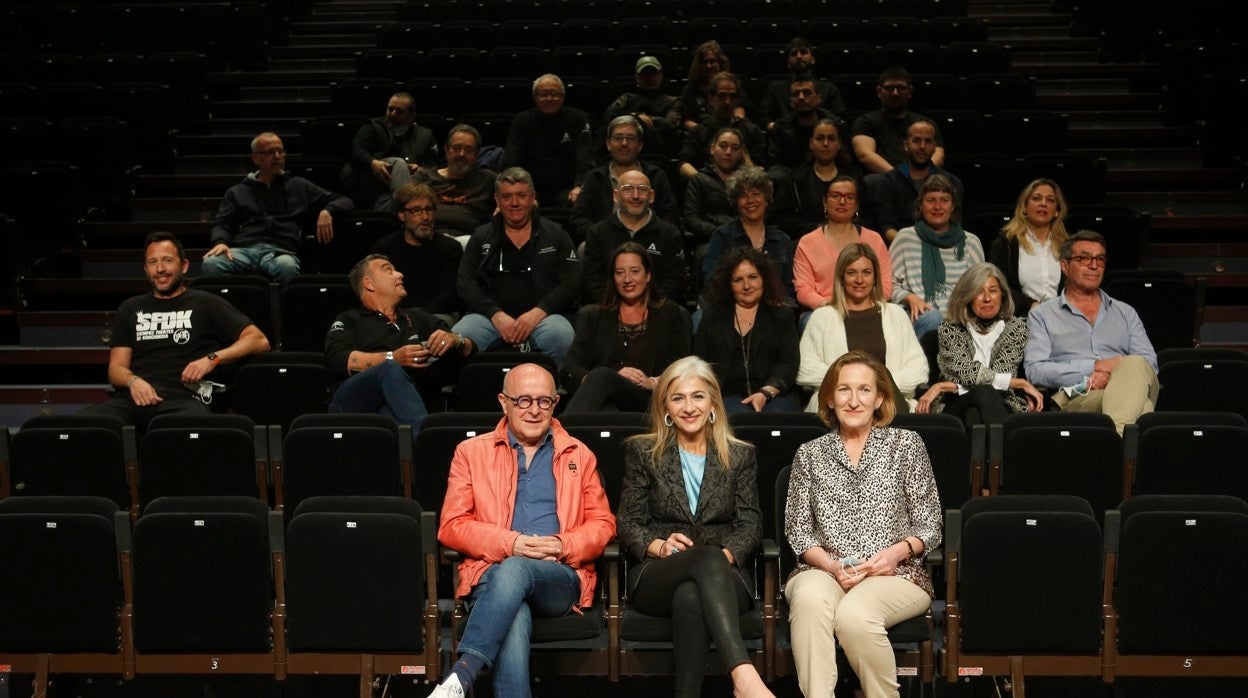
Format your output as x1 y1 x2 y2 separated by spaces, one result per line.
1024 288 1157 390
678 448 707 517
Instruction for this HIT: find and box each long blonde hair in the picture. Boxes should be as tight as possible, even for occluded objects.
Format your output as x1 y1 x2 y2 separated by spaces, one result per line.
1000 178 1069 257
632 356 746 471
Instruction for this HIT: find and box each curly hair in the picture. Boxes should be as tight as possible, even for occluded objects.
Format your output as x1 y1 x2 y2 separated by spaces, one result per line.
704 246 786 312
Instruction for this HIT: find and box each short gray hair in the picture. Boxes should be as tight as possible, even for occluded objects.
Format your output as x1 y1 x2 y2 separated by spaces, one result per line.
494 166 535 193
531 74 565 95
944 262 1014 324
607 114 645 141
349 254 390 297
725 166 773 203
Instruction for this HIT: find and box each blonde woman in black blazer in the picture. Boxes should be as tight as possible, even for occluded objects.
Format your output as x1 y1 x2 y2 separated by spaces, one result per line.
618 355 775 698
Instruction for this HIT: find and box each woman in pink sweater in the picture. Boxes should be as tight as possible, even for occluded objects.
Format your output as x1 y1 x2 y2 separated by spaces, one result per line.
792 176 892 330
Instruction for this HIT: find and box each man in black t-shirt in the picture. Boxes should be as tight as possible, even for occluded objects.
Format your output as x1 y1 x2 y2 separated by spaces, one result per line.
371 182 463 321
83 232 271 429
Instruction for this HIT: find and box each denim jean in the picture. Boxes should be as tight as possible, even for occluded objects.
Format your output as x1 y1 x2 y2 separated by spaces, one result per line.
912 307 943 343
328 360 428 434
459 556 581 698
452 312 575 368
200 242 301 285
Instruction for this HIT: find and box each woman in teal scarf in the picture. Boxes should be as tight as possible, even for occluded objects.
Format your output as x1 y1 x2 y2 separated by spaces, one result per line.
886 173 984 340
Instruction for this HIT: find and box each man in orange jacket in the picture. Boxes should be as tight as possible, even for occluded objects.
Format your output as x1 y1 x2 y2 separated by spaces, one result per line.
431 363 616 698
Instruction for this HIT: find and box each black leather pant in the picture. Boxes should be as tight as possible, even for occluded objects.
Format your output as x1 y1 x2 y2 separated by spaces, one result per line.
631 545 753 697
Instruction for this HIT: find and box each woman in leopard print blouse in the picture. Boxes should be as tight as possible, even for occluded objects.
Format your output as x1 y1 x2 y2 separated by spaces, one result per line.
784 350 941 698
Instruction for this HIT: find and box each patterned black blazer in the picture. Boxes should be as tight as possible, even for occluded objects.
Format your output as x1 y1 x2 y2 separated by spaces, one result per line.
617 437 763 595
935 317 1031 414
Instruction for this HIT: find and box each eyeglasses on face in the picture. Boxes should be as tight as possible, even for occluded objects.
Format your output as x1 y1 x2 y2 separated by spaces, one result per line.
610 134 639 143
401 205 435 214
501 393 557 411
826 192 858 203
1067 254 1107 268
617 184 652 194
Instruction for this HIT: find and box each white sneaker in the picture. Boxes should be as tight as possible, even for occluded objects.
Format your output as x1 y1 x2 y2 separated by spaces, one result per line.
426 676 466 698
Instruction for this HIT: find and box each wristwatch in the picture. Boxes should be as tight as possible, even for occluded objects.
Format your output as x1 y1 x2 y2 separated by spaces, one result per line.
385 351 394 361
206 351 220 366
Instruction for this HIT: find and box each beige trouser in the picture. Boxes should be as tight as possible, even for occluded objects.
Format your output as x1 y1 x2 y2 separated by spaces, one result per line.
1053 354 1160 435
785 569 931 698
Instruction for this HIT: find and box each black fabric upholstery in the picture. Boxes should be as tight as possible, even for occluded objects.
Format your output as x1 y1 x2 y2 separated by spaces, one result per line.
138 426 259 507
9 425 131 508
286 505 426 651
999 412 1122 515
958 501 1102 652
130 498 272 652
0 497 121 652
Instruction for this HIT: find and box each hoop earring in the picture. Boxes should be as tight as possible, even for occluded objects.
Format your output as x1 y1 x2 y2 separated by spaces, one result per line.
709 410 716 424
664 414 673 427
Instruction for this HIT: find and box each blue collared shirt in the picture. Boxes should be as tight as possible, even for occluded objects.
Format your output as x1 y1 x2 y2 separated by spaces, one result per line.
508 428 560 536
1024 288 1157 390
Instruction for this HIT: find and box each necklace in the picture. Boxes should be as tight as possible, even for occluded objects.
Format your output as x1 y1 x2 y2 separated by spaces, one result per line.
734 310 754 395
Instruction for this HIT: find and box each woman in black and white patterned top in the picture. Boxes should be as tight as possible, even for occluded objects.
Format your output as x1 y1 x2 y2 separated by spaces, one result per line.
914 262 1045 425
784 350 941 698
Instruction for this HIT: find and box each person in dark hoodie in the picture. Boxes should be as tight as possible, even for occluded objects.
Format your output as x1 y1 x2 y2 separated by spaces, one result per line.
581 169 687 305
502 74 595 206
451 167 581 368
204 132 354 284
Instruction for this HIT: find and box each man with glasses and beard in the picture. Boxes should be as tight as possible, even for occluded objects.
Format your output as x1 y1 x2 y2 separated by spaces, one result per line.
581 169 687 305
371 182 463 321
1025 230 1159 434
413 124 498 236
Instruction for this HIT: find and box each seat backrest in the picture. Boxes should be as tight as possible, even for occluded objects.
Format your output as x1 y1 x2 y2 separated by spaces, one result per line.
285 496 428 651
956 495 1103 652
8 425 131 509
1156 360 1248 421
891 412 979 512
734 422 829 541
130 497 273 652
138 426 262 508
1132 424 1248 500
0 496 122 651
1114 495 1248 652
278 282 357 352
412 425 483 512
997 413 1122 515
560 420 650 510
279 421 405 515
1102 276 1196 351
233 362 332 433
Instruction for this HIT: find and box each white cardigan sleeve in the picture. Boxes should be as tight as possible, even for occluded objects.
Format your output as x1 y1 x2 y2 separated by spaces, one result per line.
881 303 930 410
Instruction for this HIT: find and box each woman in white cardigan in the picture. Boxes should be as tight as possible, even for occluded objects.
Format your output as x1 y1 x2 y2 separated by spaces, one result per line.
798 242 929 413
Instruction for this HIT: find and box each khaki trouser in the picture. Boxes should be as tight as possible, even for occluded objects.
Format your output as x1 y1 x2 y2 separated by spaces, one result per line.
785 569 930 698
1053 354 1160 434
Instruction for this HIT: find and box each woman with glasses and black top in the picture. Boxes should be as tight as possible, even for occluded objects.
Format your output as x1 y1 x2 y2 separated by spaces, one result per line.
561 242 690 413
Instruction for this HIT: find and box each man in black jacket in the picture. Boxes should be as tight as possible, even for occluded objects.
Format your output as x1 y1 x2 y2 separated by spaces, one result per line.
452 167 581 368
502 74 594 206
581 169 686 305
345 92 439 211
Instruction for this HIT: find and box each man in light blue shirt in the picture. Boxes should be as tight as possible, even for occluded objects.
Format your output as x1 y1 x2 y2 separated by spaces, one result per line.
1024 230 1158 433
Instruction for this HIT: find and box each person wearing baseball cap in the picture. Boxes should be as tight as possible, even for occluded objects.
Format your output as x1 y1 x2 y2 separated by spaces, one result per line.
601 54 682 159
